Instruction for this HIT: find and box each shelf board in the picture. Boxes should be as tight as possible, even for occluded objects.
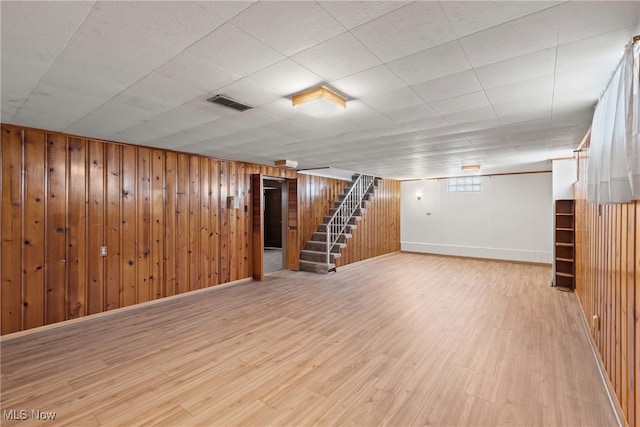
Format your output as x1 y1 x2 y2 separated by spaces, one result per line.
556 257 574 263
556 213 574 216
556 272 574 278
556 228 574 231
556 242 574 247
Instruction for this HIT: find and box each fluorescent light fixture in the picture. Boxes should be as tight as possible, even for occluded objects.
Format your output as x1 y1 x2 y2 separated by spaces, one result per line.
292 86 346 118
275 159 298 169
461 164 480 172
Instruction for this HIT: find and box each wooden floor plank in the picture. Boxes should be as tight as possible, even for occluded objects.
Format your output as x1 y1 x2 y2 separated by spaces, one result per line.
0 253 618 426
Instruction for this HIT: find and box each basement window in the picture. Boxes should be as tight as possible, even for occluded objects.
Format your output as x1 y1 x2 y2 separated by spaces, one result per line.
448 176 481 193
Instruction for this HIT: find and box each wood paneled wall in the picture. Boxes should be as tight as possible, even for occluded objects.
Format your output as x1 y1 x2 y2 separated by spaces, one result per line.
337 179 401 267
0 124 400 334
574 140 639 426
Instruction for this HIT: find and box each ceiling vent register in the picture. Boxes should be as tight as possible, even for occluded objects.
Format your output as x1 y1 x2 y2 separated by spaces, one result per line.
206 95 253 112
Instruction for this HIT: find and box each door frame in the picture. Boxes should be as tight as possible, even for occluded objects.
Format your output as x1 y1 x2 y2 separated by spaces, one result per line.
251 174 298 280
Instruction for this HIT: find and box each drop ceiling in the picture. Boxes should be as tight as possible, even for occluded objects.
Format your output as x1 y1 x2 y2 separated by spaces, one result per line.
2 1 638 179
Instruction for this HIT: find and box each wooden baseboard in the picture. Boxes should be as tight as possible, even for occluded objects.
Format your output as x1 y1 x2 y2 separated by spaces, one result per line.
0 278 253 342
401 250 552 267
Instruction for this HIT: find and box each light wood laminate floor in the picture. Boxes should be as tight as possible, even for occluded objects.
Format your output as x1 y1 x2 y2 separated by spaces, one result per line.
1 253 616 426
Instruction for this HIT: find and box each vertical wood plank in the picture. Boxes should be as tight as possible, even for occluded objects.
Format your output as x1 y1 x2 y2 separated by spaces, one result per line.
121 144 137 307
164 151 177 297
151 150 164 300
189 155 201 290
228 162 238 282
67 137 87 319
210 159 220 286
87 140 105 315
23 129 46 329
105 143 121 311
200 159 211 287
219 161 229 283
137 148 151 303
175 153 189 295
45 133 67 324
1 126 23 334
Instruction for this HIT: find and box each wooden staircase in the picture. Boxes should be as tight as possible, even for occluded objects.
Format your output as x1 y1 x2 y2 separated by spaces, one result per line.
300 174 378 273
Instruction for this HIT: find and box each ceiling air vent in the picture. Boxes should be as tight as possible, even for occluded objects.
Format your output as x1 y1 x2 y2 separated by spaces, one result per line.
206 95 253 112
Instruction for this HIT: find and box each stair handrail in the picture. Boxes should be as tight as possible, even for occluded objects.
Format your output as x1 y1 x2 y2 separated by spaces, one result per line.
325 174 376 267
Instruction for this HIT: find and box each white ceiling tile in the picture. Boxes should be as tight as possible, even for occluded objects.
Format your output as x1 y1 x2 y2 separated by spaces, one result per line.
129 73 206 106
552 62 614 111
339 101 396 130
385 104 440 124
71 2 224 67
444 106 498 125
387 40 473 85
429 91 490 115
196 1 256 20
441 1 560 38
154 52 241 94
248 59 323 95
217 78 281 107
12 98 88 131
361 87 423 114
556 26 637 74
1 1 94 41
475 48 556 90
230 2 345 56
291 32 382 81
412 70 482 103
558 1 640 45
332 65 407 99
318 1 410 30
187 23 285 77
460 7 560 67
351 2 457 62
1 23 72 121
485 75 554 106
402 116 450 133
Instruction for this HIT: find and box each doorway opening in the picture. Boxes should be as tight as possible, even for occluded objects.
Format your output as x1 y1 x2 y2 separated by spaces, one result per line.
263 178 287 274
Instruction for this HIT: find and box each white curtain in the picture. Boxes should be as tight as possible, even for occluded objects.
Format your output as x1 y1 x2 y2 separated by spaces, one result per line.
588 40 640 204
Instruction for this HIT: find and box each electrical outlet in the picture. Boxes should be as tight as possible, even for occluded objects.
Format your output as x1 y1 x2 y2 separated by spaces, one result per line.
100 246 107 257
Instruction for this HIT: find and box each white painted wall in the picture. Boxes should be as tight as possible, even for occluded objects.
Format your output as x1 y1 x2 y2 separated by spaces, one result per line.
401 172 553 263
552 158 577 200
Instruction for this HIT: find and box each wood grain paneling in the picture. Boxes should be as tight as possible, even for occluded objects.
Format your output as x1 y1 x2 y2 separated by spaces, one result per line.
23 129 46 329
575 136 639 427
336 179 401 268
1 126 23 334
0 123 401 334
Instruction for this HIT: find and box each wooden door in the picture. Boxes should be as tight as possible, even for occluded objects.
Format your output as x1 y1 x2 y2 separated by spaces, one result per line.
251 174 264 280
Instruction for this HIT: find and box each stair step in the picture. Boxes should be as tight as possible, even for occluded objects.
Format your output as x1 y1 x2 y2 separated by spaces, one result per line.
301 249 340 263
305 240 345 252
329 206 366 215
312 232 350 242
299 260 335 274
318 223 356 233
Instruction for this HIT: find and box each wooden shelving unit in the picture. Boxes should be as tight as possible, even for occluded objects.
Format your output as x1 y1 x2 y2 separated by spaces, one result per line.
554 199 575 289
